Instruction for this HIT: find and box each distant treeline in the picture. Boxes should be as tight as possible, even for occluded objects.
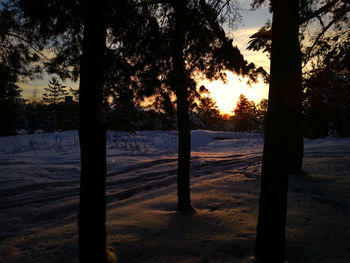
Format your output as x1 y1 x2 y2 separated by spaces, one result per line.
2 71 350 138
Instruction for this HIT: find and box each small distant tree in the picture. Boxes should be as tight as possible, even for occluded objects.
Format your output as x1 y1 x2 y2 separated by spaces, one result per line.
42 77 69 105
70 87 79 102
197 96 220 127
257 98 268 115
233 94 258 132
196 85 220 129
256 98 268 130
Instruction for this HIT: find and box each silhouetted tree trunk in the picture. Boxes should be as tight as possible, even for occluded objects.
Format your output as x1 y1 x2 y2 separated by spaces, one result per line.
78 0 107 262
254 0 301 262
172 0 193 211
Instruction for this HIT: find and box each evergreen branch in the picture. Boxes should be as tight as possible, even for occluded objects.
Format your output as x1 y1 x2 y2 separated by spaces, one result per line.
303 5 350 68
5 32 50 61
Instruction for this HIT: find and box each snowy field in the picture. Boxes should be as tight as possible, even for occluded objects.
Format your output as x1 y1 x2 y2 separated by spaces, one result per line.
0 130 349 263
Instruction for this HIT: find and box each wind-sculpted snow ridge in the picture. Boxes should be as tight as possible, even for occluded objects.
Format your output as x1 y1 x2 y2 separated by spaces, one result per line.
0 130 349 263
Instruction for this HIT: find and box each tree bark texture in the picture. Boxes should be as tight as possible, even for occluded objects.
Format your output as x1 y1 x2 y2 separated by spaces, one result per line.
172 0 192 211
254 0 302 262
78 0 107 262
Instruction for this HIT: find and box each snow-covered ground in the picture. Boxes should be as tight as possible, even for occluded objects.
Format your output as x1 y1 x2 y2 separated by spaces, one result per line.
0 130 349 263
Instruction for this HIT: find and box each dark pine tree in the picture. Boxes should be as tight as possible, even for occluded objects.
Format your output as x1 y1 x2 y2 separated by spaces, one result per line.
248 0 350 173
0 1 44 136
254 0 302 262
99 0 265 212
1 1 118 260
78 0 113 262
172 0 194 212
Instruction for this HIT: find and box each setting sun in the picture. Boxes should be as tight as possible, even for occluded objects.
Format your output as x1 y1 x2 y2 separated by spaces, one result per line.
196 71 269 115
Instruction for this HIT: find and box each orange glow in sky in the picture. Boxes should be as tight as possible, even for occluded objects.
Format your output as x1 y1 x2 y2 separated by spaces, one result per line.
20 2 272 114
196 71 269 115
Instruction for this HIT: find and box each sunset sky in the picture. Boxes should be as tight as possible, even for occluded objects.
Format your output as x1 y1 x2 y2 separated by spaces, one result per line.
200 1 271 114
20 1 271 115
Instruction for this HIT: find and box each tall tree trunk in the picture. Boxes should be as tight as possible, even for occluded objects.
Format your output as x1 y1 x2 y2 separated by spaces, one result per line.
172 0 193 212
78 0 107 262
254 0 301 262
